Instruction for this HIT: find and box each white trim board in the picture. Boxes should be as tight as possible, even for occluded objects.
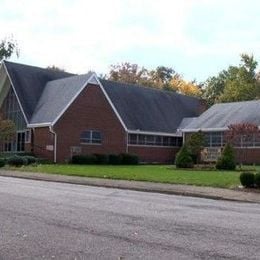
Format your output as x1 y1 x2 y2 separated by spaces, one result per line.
51 73 97 126
127 130 179 137
27 122 52 128
182 127 228 133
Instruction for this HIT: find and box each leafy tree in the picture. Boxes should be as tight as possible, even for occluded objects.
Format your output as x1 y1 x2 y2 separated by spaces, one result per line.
108 62 203 97
170 75 202 97
149 66 175 89
186 131 205 164
0 37 19 61
46 65 66 72
203 54 259 105
108 62 149 85
203 71 228 106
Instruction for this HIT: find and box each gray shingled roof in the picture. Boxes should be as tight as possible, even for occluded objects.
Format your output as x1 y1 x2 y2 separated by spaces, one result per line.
30 73 93 124
183 100 260 130
178 117 197 129
100 79 202 133
3 61 203 133
4 61 73 121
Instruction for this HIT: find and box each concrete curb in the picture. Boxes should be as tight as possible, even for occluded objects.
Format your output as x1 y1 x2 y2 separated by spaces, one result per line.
0 170 259 204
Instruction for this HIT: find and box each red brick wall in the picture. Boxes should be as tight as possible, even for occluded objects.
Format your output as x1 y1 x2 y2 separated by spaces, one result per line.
54 84 127 162
128 146 179 163
234 148 260 164
32 127 54 161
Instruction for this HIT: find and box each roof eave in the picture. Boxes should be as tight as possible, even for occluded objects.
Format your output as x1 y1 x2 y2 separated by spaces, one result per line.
27 122 52 128
182 127 228 133
127 129 179 136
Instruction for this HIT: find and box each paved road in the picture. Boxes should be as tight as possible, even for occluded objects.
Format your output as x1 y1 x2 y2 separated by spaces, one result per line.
0 177 259 260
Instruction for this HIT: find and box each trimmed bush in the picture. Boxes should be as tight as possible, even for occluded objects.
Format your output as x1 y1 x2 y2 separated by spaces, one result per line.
215 143 236 170
7 155 28 167
71 155 97 164
23 156 37 165
0 158 5 167
255 172 260 188
240 172 255 188
120 153 139 165
175 145 194 168
94 154 109 164
108 154 122 165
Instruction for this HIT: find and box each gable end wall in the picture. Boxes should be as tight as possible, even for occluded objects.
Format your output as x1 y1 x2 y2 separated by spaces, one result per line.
54 84 127 162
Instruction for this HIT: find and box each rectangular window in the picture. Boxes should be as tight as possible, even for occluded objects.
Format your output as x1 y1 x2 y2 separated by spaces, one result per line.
128 134 181 147
80 130 102 144
211 132 222 147
204 132 223 147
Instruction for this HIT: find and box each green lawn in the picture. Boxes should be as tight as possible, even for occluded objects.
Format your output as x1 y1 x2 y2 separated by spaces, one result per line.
11 164 244 189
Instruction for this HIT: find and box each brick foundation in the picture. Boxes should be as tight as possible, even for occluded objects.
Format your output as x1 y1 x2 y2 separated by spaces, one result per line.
128 145 179 163
32 127 54 161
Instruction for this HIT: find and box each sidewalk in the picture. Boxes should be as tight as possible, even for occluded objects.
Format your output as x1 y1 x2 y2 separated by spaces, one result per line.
0 169 259 203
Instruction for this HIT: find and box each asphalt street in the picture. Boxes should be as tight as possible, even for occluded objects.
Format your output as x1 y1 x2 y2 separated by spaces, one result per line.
0 176 259 260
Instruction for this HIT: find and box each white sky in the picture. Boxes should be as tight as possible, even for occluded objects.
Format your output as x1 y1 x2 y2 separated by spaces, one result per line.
0 0 259 81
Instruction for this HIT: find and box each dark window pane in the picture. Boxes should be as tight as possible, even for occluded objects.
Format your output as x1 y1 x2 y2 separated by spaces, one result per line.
163 137 170 146
177 138 182 147
146 135 155 145
129 134 137 144
155 136 162 145
80 131 91 139
204 133 210 147
138 135 145 145
92 131 101 140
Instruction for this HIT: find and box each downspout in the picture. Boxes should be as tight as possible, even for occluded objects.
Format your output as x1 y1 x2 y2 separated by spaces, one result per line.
126 131 129 153
49 126 57 163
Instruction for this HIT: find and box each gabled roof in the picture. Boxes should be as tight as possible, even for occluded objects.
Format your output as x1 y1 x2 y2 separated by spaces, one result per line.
3 60 73 122
2 61 203 134
30 73 94 125
100 79 202 133
183 100 260 131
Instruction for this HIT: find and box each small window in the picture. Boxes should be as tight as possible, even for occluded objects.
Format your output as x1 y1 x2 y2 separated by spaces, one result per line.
80 130 102 144
25 129 31 143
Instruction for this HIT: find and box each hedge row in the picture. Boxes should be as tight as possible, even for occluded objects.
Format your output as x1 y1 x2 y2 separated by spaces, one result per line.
0 155 40 167
240 172 260 188
71 153 139 165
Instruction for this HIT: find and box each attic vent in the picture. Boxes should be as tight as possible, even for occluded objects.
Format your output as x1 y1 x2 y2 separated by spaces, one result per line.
70 146 82 157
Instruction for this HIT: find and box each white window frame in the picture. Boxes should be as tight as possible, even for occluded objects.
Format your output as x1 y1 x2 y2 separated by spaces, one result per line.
128 134 181 147
80 130 102 145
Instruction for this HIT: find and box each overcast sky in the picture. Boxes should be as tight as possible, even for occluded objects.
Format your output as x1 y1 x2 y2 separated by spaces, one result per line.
0 0 259 82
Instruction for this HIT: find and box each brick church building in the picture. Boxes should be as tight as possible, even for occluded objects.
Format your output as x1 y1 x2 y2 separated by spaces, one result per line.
0 61 205 163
